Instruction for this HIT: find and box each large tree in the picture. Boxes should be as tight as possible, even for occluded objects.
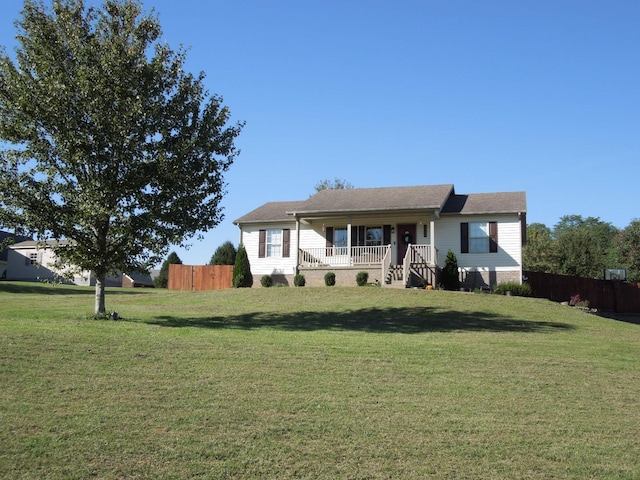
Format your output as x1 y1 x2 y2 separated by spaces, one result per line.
614 220 640 283
553 215 618 278
0 0 243 313
523 223 557 273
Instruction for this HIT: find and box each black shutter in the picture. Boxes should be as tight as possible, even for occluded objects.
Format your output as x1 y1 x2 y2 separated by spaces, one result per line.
460 223 469 254
258 230 266 258
283 229 290 257
325 227 333 256
489 222 498 253
383 225 391 245
520 213 527 246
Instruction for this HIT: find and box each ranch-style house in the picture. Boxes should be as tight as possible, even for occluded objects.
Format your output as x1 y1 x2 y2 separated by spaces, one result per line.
233 183 527 288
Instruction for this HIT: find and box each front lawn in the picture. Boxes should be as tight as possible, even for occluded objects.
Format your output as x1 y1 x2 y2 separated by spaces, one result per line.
1 283 639 478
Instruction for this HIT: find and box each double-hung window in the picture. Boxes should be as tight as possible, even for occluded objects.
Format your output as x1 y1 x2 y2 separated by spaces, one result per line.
470 222 490 253
334 228 348 255
266 229 282 257
461 222 498 253
258 229 290 258
365 227 382 246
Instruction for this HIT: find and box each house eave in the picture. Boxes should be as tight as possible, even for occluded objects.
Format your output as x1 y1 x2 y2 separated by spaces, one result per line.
287 206 442 218
440 210 526 216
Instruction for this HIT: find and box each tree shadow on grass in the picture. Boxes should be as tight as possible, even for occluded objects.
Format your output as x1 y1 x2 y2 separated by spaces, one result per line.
144 307 575 334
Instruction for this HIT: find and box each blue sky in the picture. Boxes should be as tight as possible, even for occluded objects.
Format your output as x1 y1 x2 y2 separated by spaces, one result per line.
1 1 638 266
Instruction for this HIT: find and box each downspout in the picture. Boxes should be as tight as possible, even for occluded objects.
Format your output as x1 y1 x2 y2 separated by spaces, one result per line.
430 212 438 265
518 212 524 284
431 212 438 287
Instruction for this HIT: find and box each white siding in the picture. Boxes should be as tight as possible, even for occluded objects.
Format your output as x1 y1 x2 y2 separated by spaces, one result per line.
241 223 298 276
7 244 121 286
435 214 522 274
7 245 93 285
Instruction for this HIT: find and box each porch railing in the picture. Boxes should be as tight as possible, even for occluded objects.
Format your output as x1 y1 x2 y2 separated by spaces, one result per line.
403 244 435 286
299 245 390 267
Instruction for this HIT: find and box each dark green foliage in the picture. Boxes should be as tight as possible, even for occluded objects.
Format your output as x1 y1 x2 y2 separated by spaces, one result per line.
440 250 460 290
260 275 273 288
493 281 532 297
554 215 617 278
154 251 182 288
524 223 556 273
209 241 237 265
356 271 369 286
233 244 253 288
613 220 640 282
324 271 336 287
294 274 306 287
524 216 622 280
0 0 244 313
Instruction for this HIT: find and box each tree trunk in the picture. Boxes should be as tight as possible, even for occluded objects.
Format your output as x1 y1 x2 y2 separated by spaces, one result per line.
95 275 106 314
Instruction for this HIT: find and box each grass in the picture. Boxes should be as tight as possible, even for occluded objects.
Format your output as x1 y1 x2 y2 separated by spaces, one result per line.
1 282 639 479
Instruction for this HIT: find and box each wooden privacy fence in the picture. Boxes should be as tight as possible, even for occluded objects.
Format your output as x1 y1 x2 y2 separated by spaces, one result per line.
524 271 640 314
168 264 233 291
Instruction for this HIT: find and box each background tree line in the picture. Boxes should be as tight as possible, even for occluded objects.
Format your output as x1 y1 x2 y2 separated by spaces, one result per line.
524 215 640 282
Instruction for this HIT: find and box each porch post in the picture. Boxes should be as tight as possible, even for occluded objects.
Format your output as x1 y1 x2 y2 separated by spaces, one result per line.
347 216 352 264
430 214 436 265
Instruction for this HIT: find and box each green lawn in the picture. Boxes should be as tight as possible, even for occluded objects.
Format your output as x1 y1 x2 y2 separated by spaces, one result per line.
1 282 639 479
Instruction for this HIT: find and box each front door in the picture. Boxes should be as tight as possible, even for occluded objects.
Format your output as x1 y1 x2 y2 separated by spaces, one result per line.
396 224 416 264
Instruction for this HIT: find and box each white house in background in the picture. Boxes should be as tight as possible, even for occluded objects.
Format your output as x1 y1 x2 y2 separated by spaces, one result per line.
1 231 32 279
233 184 527 288
6 240 121 286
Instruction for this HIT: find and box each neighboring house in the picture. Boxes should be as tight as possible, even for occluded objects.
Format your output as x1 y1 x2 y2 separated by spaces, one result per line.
6 240 121 286
0 231 32 279
233 184 527 288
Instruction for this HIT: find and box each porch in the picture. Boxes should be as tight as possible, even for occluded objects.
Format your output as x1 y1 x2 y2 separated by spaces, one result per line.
298 245 439 287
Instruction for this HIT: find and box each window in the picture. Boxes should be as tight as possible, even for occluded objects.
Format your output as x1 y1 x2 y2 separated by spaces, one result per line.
266 229 281 257
29 253 38 265
470 222 489 253
461 222 497 253
258 229 290 258
365 227 382 246
334 228 348 248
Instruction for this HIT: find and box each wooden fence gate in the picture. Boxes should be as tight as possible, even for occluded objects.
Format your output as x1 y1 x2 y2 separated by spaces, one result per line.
168 264 233 291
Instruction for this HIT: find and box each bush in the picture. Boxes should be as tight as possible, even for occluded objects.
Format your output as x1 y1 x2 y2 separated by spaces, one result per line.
493 281 532 297
324 271 336 286
209 241 237 265
154 251 182 288
440 250 460 291
356 271 369 286
294 274 305 287
233 244 253 288
260 275 273 288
